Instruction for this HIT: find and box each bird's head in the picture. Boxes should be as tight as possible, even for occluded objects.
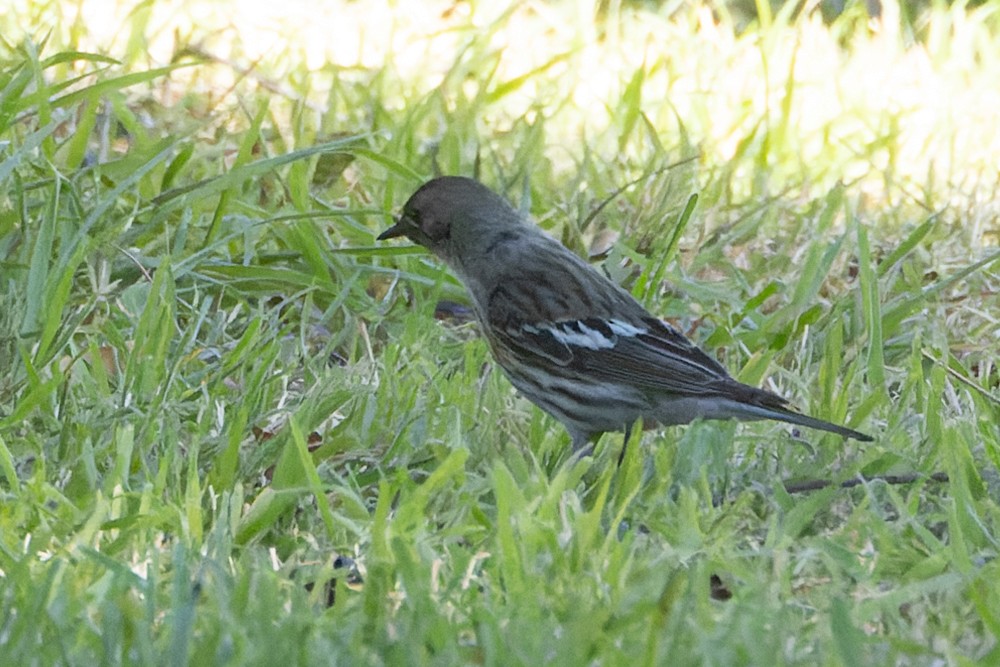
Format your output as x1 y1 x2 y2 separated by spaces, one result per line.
377 176 525 268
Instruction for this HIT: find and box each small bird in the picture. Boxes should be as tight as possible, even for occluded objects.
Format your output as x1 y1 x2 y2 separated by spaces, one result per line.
378 176 872 456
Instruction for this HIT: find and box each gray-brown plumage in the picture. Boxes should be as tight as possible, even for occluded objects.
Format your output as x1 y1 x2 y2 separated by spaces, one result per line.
379 176 872 450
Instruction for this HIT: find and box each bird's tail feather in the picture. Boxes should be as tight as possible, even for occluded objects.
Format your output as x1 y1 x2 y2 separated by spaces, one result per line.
726 402 873 442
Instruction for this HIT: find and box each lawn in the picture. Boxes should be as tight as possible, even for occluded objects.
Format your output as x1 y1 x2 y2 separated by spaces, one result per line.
1 0 998 664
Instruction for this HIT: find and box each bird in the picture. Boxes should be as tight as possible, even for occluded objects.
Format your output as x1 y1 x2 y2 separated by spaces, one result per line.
378 176 872 459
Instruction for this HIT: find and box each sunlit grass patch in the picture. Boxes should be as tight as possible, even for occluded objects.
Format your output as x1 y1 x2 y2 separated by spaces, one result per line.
8 0 1000 218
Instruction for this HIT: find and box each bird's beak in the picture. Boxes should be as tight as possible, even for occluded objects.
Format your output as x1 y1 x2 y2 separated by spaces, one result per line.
377 216 409 241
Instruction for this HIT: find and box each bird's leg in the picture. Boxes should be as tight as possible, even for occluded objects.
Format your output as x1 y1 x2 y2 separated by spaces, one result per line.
617 423 632 468
570 432 594 460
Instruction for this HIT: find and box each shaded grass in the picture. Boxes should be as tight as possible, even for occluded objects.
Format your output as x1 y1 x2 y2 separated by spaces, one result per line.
2 1 999 665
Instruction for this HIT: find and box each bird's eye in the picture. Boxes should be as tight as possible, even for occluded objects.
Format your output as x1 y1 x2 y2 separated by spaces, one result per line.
418 212 449 242
402 207 420 226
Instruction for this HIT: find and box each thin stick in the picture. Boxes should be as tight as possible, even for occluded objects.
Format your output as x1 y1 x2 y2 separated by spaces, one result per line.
783 472 949 494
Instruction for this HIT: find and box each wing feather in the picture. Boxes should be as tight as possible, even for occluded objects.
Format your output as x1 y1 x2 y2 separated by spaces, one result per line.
486 270 739 398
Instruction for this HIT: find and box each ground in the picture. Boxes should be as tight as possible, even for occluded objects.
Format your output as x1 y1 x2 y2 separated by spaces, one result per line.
0 0 998 664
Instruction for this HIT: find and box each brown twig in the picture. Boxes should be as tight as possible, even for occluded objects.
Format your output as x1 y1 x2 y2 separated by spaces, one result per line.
782 471 949 494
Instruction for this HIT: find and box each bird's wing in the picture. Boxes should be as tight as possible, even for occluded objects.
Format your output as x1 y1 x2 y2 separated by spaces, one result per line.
485 274 740 398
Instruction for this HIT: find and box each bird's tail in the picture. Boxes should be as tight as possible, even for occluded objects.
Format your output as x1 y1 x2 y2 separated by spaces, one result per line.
726 401 873 442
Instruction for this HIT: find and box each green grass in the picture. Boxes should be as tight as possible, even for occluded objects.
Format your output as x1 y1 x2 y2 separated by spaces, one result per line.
1 0 999 664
